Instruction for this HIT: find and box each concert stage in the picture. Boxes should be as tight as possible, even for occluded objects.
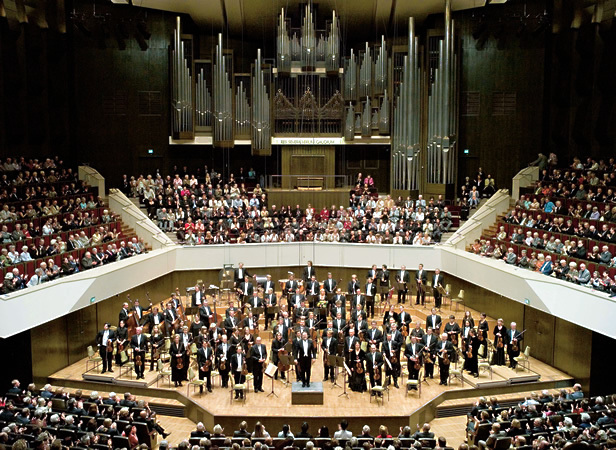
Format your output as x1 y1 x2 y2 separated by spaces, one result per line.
49 301 573 435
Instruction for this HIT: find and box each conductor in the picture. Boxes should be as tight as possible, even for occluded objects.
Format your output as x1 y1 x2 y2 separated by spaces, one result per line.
293 331 317 387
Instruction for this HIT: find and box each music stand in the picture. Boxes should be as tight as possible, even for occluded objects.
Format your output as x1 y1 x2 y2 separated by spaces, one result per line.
307 295 318 308
278 354 294 387
185 306 199 317
264 363 278 397
395 281 407 302
338 359 350 398
328 354 341 389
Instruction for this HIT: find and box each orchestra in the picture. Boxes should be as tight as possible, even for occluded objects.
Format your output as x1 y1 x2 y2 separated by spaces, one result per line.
91 263 528 400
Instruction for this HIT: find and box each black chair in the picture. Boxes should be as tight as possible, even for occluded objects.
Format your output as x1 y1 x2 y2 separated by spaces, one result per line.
112 435 131 449
399 438 414 448
419 438 437 448
494 437 512 450
293 438 313 448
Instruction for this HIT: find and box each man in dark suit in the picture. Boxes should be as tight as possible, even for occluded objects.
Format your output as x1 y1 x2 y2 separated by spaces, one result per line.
351 289 366 311
365 277 377 319
422 328 437 378
426 308 442 332
163 302 180 337
405 336 425 385
366 320 383 350
321 329 338 381
355 314 368 336
345 329 360 362
285 274 299 297
250 336 267 392
245 291 263 320
263 288 277 330
302 261 316 282
191 284 205 307
347 275 361 295
333 312 346 336
130 327 148 379
365 344 384 393
382 333 400 388
415 264 427 305
223 311 240 336
378 264 390 302
507 322 524 369
96 323 115 373
436 333 454 385
432 268 445 308
289 288 305 312
216 335 232 388
396 265 411 304
131 298 152 326
294 331 316 387
306 275 320 297
118 302 130 326
147 306 164 331
324 273 337 294
350 303 367 322
234 263 250 285
366 264 379 281
262 275 276 295
237 275 253 302
198 300 214 329
230 345 246 399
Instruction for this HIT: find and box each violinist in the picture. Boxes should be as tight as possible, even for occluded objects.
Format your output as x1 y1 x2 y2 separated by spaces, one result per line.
250 336 267 393
271 332 287 380
115 319 128 365
410 321 425 341
507 322 523 369
389 322 404 349
398 305 411 331
383 305 398 328
331 290 346 317
461 320 473 352
170 334 187 387
147 306 164 331
366 344 384 395
345 329 360 363
463 329 480 378
246 291 263 321
197 340 214 393
190 315 204 338
163 302 180 337
404 336 424 388
294 299 309 321
241 311 258 333
366 320 383 350
216 335 231 388
492 318 508 366
422 327 437 379
365 277 377 319
149 325 165 372
351 303 367 323
355 314 368 337
321 329 337 382
240 327 255 355
223 310 239 336
349 341 367 392
208 322 223 348
382 333 400 388
198 299 213 329
463 311 475 329
231 345 246 399
96 323 115 373
179 326 193 356
478 313 490 358
444 315 461 358
436 332 454 386
130 327 148 380
264 288 277 330
333 312 346 336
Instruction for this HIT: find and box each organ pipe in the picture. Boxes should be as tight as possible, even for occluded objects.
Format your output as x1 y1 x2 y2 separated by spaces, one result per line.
171 16 193 138
344 50 357 101
196 67 211 127
301 3 316 70
344 103 355 141
277 8 291 72
213 33 233 147
235 80 250 137
374 35 388 96
361 98 371 137
251 48 271 154
359 42 373 98
326 10 340 73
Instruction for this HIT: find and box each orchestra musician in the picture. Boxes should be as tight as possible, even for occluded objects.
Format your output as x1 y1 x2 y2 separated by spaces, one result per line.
492 318 508 366
216 335 231 388
147 306 164 331
333 312 346 337
331 299 345 322
223 310 240 336
345 329 360 363
302 261 316 282
237 275 254 303
208 322 223 348
331 289 346 314
321 329 337 382
96 323 115 373
478 313 489 358
432 269 445 309
324 272 337 295
382 333 400 388
351 303 367 323
426 308 442 333
115 319 128 366
163 302 180 337
355 314 368 338
316 289 328 318
196 340 214 393
365 277 377 319
422 328 437 379
198 299 214 329
274 317 290 343
366 320 383 351
262 274 276 295
398 305 411 330
463 311 475 329
415 264 427 306
383 305 398 327
271 332 287 380
444 315 461 353
264 288 277 330
225 300 240 318
234 263 250 285
461 320 473 350
463 329 480 378
294 331 317 387
195 325 209 347
130 327 148 380
290 288 305 313
231 345 246 399
250 336 267 393
367 264 379 281
191 284 204 307
245 291 263 321
389 322 404 349
349 341 367 392
396 265 411 304
351 289 366 311
118 302 130 326
284 274 299 298
229 327 241 350
149 325 165 372
436 332 454 385
190 315 204 339
131 298 152 327
410 321 425 341
306 275 320 298
365 344 384 395
405 336 424 388
347 275 361 295
507 322 523 369
378 265 390 303
240 327 255 356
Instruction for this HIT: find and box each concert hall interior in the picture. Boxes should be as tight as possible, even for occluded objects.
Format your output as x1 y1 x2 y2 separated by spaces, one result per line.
2 0 616 448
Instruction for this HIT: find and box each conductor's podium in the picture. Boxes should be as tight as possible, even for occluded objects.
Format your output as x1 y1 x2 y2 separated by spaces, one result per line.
291 381 324 405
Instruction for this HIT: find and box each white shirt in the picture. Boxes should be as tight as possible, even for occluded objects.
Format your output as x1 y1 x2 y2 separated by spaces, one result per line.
236 354 242 371
102 330 109 344
302 340 309 356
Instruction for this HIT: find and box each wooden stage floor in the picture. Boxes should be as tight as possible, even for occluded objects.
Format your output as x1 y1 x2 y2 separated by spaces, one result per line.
49 300 573 431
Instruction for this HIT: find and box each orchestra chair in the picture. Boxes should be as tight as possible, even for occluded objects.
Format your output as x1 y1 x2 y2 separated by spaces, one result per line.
425 281 434 305
369 378 390 405
190 343 199 363
187 367 206 395
156 359 172 387
448 366 464 386
230 376 247 404
406 368 423 397
451 290 464 311
443 284 452 308
245 372 254 390
86 346 103 372
513 346 531 372
477 345 493 379
160 338 171 362
119 351 135 379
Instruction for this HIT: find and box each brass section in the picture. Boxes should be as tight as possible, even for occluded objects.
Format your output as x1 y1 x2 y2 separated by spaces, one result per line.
31 316 69 385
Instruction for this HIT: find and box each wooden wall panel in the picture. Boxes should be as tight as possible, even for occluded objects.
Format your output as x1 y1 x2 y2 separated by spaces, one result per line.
523 306 555 366
31 316 69 384
554 318 592 391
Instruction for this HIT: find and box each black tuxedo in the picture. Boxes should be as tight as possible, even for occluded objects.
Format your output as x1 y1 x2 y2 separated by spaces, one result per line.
230 352 246 397
426 314 442 332
198 305 213 328
351 308 367 323
96 329 116 372
507 329 523 368
415 269 427 304
191 290 205 307
306 280 320 296
365 351 384 387
324 278 337 294
293 339 316 385
436 339 454 384
321 335 338 379
366 328 383 349
366 268 379 280
404 341 425 381
216 342 232 387
238 281 254 299
148 312 164 330
302 266 316 282
364 282 377 318
432 273 445 308
347 280 361 294
250 344 267 390
396 270 411 303
345 335 359 359
118 308 129 326
223 316 240 335
196 346 214 391
333 318 346 335
351 294 366 310
382 339 400 381
234 268 251 284
163 308 179 336
262 280 276 294
285 280 299 296
130 334 148 377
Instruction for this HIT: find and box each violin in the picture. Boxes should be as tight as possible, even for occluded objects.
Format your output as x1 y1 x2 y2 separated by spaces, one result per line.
278 346 290 372
496 334 504 349
219 357 227 371
106 339 113 354
136 352 143 369
355 358 364 374
440 348 450 366
202 359 212 372
466 344 473 359
374 364 381 381
241 360 248 376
